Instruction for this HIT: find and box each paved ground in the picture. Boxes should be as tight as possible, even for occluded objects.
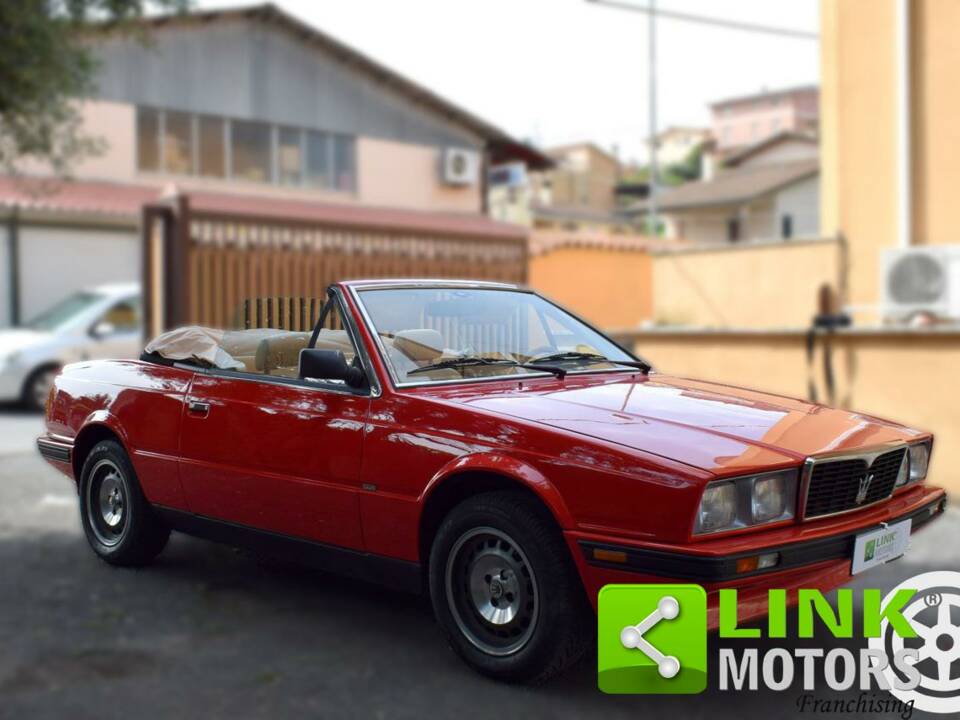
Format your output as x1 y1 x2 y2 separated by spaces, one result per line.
0 411 957 719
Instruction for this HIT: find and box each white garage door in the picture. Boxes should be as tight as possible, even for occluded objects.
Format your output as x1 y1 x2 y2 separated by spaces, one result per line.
0 226 10 327
18 225 140 323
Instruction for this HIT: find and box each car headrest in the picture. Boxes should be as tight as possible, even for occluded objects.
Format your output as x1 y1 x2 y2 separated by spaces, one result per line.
393 329 444 362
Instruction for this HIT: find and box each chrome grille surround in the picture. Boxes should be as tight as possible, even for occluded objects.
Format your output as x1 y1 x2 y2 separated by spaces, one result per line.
800 442 909 520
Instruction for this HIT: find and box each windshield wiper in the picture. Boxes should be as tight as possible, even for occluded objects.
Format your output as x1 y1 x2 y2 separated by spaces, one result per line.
408 356 569 379
528 351 651 374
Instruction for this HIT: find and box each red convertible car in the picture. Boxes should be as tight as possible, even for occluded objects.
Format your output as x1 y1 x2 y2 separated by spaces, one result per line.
38 280 946 681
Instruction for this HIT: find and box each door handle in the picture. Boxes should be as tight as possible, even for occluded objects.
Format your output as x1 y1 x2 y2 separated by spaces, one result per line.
187 400 210 417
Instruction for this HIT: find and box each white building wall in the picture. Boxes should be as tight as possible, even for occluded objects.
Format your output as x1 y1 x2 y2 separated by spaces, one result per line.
774 175 820 238
18 226 139 323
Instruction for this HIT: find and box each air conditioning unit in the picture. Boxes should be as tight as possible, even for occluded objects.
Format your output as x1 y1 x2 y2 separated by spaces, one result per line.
881 245 960 321
442 147 480 186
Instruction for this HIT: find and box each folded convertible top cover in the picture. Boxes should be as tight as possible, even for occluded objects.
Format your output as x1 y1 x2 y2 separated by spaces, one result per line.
144 326 249 370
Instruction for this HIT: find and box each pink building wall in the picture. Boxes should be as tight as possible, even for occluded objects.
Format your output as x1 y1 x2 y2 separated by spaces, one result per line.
41 100 483 215
712 87 819 150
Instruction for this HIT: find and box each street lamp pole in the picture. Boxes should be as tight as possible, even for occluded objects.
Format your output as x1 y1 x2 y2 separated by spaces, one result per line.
647 0 658 237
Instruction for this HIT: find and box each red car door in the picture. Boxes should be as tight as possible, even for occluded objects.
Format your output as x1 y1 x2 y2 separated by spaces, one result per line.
177 307 370 550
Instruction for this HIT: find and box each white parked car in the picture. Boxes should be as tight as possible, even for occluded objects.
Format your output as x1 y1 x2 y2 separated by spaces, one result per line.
0 283 142 411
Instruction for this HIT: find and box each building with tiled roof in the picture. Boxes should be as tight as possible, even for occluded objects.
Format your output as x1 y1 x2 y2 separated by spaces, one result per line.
0 4 543 326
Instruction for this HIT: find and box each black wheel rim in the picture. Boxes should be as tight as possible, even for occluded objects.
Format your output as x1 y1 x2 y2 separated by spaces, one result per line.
86 459 128 547
445 527 539 656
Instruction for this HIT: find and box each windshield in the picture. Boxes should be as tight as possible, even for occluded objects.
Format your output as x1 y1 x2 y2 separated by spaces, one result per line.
356 287 637 385
25 291 104 331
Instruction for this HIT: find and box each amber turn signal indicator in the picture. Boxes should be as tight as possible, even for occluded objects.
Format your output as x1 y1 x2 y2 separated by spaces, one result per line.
735 553 780 574
593 548 628 564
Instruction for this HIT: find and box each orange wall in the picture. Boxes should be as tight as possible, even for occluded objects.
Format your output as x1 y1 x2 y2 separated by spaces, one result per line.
529 246 652 329
651 239 841 327
820 0 899 320
911 0 960 245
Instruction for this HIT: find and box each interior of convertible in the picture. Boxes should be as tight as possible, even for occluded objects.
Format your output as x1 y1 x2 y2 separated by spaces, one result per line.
142 287 636 385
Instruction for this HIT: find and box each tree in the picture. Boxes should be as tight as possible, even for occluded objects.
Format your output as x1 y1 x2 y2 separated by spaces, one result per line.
0 0 188 176
620 142 705 188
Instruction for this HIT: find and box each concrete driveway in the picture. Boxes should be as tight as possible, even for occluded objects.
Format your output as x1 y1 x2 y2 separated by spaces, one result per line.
0 411 957 719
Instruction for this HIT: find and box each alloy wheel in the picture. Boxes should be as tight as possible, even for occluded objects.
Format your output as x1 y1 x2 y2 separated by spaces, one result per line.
445 526 539 657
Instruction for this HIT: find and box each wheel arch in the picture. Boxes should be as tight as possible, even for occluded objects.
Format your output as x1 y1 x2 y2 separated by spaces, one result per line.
20 361 62 404
417 454 575 568
71 416 129 482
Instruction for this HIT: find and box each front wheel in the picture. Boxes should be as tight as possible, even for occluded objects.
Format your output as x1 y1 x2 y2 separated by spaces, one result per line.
21 365 59 412
79 440 170 566
428 491 592 683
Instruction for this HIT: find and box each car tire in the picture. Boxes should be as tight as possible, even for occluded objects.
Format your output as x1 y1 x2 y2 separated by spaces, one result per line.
428 490 593 683
79 440 170 567
21 365 59 413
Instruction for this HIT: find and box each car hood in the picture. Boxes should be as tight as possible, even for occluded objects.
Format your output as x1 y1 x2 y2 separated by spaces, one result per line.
450 374 926 475
0 329 54 357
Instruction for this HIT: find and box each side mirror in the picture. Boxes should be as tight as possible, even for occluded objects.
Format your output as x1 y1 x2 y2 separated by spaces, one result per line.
91 321 115 339
299 349 365 389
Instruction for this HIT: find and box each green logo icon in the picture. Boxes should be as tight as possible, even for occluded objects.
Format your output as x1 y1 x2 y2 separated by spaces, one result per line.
864 539 877 561
598 583 708 694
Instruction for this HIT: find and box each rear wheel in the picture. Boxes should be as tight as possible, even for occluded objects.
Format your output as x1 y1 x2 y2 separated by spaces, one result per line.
429 491 592 683
21 365 59 412
79 440 169 566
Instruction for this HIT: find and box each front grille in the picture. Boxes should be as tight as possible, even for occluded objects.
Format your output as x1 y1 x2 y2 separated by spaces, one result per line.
804 447 906 518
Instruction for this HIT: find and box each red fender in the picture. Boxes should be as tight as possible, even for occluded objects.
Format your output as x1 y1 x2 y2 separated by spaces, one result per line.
420 451 576 529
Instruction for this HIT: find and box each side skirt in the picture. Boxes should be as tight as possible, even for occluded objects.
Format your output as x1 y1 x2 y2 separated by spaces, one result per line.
154 507 422 595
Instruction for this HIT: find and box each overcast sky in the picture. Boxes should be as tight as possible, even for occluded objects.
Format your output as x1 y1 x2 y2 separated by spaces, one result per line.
198 0 820 163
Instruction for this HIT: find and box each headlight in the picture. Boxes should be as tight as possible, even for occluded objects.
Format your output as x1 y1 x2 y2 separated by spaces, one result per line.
697 482 737 533
908 441 931 483
752 473 787 523
894 452 909 487
694 469 798 535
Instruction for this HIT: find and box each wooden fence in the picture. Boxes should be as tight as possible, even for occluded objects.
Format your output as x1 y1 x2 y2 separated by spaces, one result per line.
143 194 528 337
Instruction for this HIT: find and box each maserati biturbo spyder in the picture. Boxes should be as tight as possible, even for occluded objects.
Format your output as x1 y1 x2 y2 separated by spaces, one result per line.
38 280 947 681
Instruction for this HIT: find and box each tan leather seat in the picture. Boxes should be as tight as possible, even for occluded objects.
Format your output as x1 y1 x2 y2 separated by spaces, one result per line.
254 329 355 376
221 329 286 373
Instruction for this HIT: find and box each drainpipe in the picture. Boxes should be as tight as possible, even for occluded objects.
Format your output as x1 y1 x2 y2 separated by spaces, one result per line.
896 0 911 248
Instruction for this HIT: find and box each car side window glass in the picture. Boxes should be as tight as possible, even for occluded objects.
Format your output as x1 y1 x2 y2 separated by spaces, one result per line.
101 299 142 333
300 299 361 384
217 298 359 382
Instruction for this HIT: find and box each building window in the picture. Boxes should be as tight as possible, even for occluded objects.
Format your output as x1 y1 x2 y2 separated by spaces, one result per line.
727 217 741 242
163 110 193 175
198 115 225 178
135 106 356 192
333 134 355 192
306 130 330 188
136 107 160 171
781 214 793 239
278 127 303 186
230 120 271 183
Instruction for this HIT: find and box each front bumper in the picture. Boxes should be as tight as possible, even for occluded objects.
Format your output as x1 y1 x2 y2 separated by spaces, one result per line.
567 485 947 628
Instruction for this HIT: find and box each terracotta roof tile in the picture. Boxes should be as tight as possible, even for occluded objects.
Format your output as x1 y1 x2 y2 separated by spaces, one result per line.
629 159 819 213
0 176 159 218
0 176 527 241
